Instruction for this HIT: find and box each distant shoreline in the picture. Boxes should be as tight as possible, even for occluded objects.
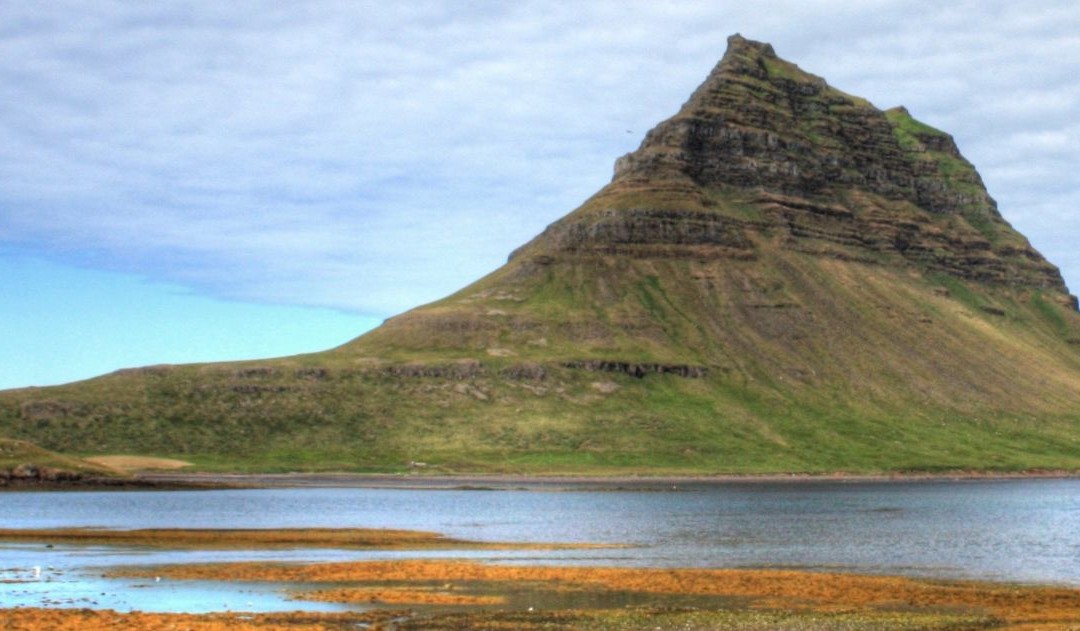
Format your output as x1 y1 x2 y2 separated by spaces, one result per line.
4 468 1076 492
131 469 1080 491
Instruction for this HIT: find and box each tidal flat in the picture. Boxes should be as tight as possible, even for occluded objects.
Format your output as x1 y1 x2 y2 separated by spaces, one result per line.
6 542 1080 629
1 528 1079 629
2 480 1079 629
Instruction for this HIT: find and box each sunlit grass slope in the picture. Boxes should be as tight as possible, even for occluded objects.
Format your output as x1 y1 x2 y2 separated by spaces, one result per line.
3 237 1078 474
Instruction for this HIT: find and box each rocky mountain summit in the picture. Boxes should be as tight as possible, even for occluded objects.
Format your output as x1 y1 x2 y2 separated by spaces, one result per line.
517 34 1069 296
2 36 1079 474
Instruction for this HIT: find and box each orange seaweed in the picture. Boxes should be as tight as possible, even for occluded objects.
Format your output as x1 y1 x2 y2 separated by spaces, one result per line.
116 559 1080 629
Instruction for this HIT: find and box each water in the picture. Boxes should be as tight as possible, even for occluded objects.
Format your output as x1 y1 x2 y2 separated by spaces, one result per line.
1 478 1077 612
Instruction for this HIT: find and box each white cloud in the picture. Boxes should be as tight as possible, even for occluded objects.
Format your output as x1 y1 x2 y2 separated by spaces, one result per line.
1 0 1079 317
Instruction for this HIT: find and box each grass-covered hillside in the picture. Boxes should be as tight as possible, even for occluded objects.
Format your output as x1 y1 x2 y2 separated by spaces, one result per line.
3 238 1079 475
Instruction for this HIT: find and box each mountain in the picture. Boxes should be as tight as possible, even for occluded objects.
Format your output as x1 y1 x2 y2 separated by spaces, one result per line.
3 35 1080 474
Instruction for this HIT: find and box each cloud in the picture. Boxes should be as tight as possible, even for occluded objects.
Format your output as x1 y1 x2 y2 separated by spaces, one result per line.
2 0 1079 317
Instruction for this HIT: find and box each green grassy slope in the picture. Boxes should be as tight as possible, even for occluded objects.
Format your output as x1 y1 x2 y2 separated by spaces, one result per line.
3 236 1078 474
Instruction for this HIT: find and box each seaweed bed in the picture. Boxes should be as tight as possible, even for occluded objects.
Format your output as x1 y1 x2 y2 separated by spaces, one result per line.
3 527 1079 629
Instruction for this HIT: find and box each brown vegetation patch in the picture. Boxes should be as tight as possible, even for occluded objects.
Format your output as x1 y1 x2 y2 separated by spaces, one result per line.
118 560 1080 629
83 455 192 472
0 608 403 630
0 606 1001 630
299 586 504 606
0 527 615 551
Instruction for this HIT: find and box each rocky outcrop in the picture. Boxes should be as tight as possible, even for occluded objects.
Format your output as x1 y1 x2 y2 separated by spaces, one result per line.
562 360 708 379
385 359 486 380
0 463 85 485
19 400 77 422
536 207 757 260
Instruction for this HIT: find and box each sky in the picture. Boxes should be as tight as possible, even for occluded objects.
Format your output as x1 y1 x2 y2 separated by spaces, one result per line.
2 1 1078 389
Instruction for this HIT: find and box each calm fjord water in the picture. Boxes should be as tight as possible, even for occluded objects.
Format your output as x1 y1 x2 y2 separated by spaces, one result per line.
1 478 1077 612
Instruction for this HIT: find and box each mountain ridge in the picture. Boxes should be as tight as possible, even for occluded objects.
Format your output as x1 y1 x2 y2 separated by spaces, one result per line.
3 35 1079 474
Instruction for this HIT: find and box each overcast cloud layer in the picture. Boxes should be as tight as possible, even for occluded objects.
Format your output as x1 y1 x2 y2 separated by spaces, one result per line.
2 1 1079 319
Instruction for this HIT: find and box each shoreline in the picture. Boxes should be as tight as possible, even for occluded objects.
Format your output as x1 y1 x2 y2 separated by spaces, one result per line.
133 469 1080 491
0 475 237 492
1 468 1075 492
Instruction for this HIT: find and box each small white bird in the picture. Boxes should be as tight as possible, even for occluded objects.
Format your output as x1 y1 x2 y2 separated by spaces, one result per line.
31 566 41 579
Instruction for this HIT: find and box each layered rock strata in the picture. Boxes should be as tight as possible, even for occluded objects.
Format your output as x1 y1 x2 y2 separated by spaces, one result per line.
514 34 1072 301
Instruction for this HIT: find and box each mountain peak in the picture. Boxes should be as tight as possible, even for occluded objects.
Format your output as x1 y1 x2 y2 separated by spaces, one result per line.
724 33 777 60
514 35 1070 297
614 36 864 194
691 34 824 105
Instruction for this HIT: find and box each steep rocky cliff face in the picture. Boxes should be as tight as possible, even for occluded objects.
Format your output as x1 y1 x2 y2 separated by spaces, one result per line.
3 36 1079 474
514 34 1071 299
